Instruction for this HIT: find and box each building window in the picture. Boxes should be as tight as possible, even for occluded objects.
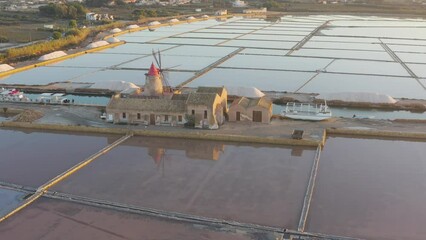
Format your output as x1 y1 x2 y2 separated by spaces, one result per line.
178 115 182 122
204 110 207 119
165 115 169 122
137 113 141 120
122 112 126 119
191 109 195 115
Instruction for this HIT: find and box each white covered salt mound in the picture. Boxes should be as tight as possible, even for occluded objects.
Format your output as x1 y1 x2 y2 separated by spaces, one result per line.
227 86 265 98
110 28 122 33
202 15 209 18
38 51 67 61
86 41 109 49
168 18 179 23
106 37 120 43
0 64 14 72
90 81 140 91
187 16 196 20
126 24 139 29
317 92 397 104
148 21 161 26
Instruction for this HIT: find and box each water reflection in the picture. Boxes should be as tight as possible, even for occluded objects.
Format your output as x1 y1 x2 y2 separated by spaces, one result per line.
56 135 315 228
113 137 225 162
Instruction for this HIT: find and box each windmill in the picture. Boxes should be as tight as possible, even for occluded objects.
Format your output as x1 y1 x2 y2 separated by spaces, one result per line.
152 49 173 93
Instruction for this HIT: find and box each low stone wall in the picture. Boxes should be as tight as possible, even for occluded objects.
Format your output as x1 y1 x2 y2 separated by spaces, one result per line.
0 121 320 147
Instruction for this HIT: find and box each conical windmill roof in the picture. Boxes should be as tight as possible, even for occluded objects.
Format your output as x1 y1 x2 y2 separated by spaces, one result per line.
148 63 159 76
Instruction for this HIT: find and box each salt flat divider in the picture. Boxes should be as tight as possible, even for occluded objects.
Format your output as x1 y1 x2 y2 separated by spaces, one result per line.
43 191 285 235
286 21 330 56
297 144 322 232
175 47 245 90
379 40 426 90
0 133 132 223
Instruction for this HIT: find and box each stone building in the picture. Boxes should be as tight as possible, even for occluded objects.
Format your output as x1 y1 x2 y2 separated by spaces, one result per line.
228 97 272 123
106 63 227 129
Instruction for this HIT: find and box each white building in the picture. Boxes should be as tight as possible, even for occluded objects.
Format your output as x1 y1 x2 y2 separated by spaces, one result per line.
232 0 247 7
215 9 227 15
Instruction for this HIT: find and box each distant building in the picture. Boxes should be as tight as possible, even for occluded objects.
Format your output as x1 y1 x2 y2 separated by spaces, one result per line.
106 63 228 129
86 12 113 21
232 0 247 7
228 97 272 123
215 9 228 15
243 8 267 14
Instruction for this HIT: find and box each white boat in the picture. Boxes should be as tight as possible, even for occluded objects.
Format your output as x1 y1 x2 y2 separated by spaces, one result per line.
281 102 332 121
0 89 28 102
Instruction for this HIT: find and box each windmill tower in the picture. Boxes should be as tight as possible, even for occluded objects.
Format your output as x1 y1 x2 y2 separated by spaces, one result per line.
143 62 163 97
143 50 173 97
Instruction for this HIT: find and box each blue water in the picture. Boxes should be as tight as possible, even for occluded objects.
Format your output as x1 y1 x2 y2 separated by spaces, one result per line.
273 104 426 120
0 188 26 216
25 93 110 106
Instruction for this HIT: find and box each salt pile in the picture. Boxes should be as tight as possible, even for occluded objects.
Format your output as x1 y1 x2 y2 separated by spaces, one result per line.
187 16 196 20
106 37 120 43
90 81 140 91
168 18 179 23
86 41 109 49
126 24 139 29
317 92 397 104
110 28 122 33
227 86 265 98
148 21 161 26
38 51 67 61
0 64 14 72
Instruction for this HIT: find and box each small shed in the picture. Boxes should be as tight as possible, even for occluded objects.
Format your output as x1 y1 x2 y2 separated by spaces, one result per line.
229 97 272 123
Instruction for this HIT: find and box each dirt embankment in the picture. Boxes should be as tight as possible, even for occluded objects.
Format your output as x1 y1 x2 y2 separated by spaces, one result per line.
13 109 44 122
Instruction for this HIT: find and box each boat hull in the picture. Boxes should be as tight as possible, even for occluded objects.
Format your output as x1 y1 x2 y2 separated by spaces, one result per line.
282 114 332 121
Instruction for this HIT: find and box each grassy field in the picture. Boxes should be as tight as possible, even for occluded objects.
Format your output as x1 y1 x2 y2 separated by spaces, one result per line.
0 11 68 43
0 25 52 43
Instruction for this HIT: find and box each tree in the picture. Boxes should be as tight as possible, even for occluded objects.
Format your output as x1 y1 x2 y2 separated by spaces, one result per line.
85 0 112 7
263 0 281 10
69 19 77 28
39 3 87 19
52 31 62 39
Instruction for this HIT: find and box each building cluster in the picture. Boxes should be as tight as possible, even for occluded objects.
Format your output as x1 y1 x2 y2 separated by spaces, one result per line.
242 8 267 14
135 0 191 6
106 63 272 129
1 0 50 11
86 12 114 21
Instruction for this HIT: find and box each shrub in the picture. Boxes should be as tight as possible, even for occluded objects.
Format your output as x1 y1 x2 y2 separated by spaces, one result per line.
69 19 77 28
65 29 80 37
0 36 9 43
52 31 62 39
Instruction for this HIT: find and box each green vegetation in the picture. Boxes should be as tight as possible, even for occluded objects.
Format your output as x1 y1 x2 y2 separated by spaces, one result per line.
1 20 127 63
0 36 9 43
85 0 114 7
184 114 195 128
262 0 283 10
131 9 179 20
69 20 78 28
52 31 62 39
39 3 88 19
4 28 90 62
